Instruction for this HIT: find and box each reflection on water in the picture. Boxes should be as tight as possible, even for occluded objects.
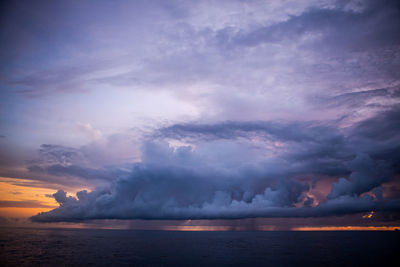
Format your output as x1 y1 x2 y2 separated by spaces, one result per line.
0 227 398 266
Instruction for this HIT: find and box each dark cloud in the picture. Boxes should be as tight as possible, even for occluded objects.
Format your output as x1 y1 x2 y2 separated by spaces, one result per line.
328 153 392 199
351 106 400 141
22 140 136 186
158 120 343 143
52 189 76 205
158 119 352 177
160 106 400 173
324 85 400 109
233 0 400 51
31 107 400 222
349 106 400 173
31 175 400 221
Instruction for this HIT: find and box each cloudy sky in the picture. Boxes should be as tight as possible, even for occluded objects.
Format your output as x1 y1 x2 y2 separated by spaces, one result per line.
0 0 399 230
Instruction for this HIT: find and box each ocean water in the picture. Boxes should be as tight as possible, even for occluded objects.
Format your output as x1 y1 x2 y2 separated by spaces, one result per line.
0 228 399 266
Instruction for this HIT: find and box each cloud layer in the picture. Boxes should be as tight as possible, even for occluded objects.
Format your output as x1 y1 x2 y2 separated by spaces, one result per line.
32 107 400 222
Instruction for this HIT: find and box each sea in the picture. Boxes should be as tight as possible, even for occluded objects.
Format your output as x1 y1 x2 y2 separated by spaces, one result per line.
0 227 399 266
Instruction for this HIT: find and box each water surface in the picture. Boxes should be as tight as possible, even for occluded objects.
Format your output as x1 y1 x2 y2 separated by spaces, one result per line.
0 228 398 266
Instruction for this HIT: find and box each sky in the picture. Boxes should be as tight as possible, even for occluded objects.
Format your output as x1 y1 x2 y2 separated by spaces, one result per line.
0 0 400 230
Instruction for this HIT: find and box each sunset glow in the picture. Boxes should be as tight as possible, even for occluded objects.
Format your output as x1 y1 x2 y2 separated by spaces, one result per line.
292 226 400 231
1 1 399 265
0 177 58 218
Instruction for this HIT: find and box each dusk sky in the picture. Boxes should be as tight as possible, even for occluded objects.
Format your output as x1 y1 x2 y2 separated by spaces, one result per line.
0 0 400 230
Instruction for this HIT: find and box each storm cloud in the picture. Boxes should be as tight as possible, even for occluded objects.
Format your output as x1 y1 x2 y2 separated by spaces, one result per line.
32 107 400 222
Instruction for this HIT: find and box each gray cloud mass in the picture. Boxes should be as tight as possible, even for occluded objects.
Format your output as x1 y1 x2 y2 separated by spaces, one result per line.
32 107 400 222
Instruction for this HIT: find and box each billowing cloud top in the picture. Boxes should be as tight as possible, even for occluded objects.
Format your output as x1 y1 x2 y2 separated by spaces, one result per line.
31 107 400 222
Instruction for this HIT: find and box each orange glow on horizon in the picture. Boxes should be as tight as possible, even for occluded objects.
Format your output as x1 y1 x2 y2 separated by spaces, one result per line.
292 226 400 231
0 177 59 218
0 207 55 218
162 225 233 231
160 225 400 232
